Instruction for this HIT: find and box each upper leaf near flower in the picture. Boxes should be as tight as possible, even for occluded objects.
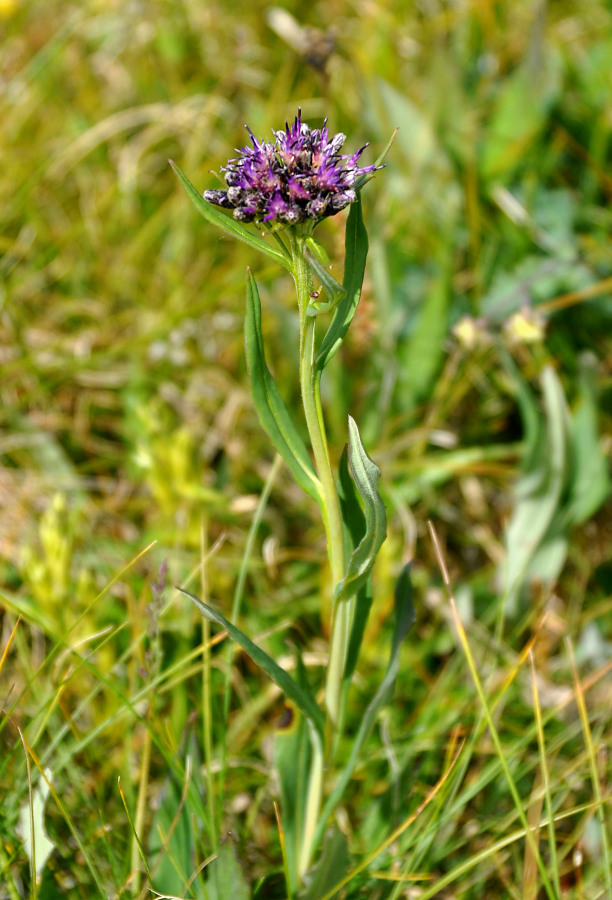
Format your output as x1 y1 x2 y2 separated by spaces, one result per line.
204 109 383 226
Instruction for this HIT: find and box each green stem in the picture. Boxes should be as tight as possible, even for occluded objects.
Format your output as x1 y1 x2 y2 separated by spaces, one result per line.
289 230 350 877
291 233 347 725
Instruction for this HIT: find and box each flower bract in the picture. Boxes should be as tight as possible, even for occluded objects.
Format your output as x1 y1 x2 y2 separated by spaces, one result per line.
204 109 380 226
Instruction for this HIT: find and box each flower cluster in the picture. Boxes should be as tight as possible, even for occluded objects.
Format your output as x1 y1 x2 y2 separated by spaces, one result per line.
204 110 379 225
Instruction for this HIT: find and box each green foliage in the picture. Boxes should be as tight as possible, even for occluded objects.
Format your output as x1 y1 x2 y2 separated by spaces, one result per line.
1 0 612 897
297 829 350 900
334 417 387 603
170 161 292 272
244 269 324 509
203 842 250 900
316 195 369 371
180 588 325 739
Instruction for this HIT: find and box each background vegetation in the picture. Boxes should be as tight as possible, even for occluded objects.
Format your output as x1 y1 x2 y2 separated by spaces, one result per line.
1 0 611 897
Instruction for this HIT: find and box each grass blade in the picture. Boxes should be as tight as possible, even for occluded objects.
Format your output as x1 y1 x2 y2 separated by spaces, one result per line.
429 522 558 900
566 637 612 899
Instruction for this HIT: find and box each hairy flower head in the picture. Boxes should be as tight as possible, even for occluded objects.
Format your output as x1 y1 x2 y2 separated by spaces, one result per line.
204 109 381 226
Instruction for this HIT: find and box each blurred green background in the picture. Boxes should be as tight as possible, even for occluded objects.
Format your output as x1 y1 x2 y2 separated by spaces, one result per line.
1 0 611 897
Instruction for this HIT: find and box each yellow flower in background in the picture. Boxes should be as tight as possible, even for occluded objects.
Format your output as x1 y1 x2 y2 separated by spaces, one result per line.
504 307 547 344
0 0 19 18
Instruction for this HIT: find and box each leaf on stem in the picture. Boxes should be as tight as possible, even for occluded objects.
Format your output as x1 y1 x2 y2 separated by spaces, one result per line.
178 587 325 738
304 249 346 317
316 195 369 371
338 447 372 685
245 269 324 510
334 416 387 603
169 160 292 270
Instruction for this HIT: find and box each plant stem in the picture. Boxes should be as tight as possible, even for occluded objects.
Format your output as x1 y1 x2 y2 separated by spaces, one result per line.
290 230 352 877
290 232 348 731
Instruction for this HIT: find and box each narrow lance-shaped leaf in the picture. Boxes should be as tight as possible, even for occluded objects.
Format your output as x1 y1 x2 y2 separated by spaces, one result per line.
304 249 346 317
274 650 323 895
169 161 292 271
245 269 324 510
274 700 312 894
316 194 369 371
334 416 387 603
204 841 250 900
313 563 415 851
178 587 325 738
337 446 372 686
298 828 351 900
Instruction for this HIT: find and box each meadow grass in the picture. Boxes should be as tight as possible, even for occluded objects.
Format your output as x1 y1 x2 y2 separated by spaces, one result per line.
1 1 611 897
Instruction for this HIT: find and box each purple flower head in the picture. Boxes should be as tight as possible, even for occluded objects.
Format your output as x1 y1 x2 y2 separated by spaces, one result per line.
204 109 381 226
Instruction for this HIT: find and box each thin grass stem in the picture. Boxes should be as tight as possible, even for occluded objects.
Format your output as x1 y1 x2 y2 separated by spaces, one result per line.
565 636 612 899
200 518 218 849
429 521 559 900
530 649 562 898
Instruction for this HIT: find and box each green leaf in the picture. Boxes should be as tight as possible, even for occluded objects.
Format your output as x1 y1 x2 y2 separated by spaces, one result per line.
149 763 206 899
334 417 387 603
316 195 369 371
337 444 366 554
169 160 292 271
245 269 324 510
566 356 611 525
17 768 56 885
503 365 571 609
297 829 351 900
343 583 373 688
313 564 415 850
304 249 346 317
274 701 312 896
397 267 450 408
304 236 330 265
204 841 250 900
481 54 561 183
338 447 372 685
376 79 461 221
274 649 319 896
179 587 325 738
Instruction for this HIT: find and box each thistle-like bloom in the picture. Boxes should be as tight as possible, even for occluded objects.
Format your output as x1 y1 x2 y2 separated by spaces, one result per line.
204 109 380 225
